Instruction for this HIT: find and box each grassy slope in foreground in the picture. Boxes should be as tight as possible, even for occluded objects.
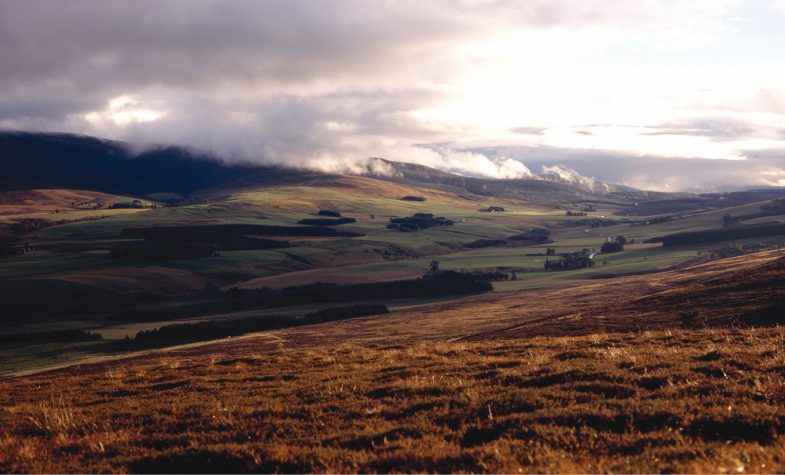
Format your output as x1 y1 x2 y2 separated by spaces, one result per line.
1 249 785 472
1 328 784 473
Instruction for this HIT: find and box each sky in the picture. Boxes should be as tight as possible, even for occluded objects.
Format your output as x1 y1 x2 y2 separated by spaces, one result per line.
1 0 785 191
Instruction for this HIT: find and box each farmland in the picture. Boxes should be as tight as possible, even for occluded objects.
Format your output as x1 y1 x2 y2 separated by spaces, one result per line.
6 1 785 469
4 168 785 377
4 139 785 472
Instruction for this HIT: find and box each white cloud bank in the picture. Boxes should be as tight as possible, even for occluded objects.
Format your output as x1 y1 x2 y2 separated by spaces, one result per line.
0 0 784 190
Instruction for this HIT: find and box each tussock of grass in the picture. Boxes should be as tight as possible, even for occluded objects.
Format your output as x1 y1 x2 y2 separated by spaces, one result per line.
2 326 785 473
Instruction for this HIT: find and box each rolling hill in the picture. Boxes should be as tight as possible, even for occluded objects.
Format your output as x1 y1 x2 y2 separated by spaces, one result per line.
0 132 295 196
4 131 785 215
1 249 785 472
1 132 633 205
3 131 785 473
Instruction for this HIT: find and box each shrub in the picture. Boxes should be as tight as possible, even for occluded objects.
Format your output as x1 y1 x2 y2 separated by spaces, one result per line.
652 223 785 246
679 310 705 328
134 304 390 344
388 213 453 232
509 228 551 243
297 217 356 226
465 239 507 249
601 240 624 253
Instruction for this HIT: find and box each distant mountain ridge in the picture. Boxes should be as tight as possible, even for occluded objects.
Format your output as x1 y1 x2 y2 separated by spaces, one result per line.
0 132 639 205
360 157 661 205
3 131 783 209
0 131 300 195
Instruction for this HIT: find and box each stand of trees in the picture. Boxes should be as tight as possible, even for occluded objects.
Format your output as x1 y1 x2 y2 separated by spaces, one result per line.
297 217 356 226
108 199 148 209
601 236 626 253
387 213 454 232
111 223 367 261
8 218 48 234
465 238 507 249
133 304 390 345
579 218 617 228
509 228 551 244
225 271 492 307
120 224 363 239
650 223 785 246
110 241 221 261
105 271 493 324
466 229 553 249
637 215 674 226
544 250 595 271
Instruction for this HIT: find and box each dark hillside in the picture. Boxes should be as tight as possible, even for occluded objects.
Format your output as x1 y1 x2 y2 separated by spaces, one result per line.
0 132 295 195
365 158 656 206
4 132 783 211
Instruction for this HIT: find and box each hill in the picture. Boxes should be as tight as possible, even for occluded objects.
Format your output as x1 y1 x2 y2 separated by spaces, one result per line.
1 249 785 472
4 131 785 472
361 157 650 206
0 132 299 196
5 132 785 217
2 132 640 207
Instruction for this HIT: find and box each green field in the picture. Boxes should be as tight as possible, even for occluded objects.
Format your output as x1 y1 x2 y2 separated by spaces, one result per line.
4 177 785 375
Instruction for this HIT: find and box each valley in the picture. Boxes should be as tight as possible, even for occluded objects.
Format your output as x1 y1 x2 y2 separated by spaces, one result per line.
2 133 785 472
5 2 785 472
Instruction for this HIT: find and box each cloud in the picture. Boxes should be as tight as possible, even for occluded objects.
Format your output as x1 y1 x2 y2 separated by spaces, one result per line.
641 117 758 140
770 0 785 14
540 164 608 192
511 126 549 135
473 145 785 192
81 95 167 129
380 145 534 180
0 0 783 189
0 1 469 94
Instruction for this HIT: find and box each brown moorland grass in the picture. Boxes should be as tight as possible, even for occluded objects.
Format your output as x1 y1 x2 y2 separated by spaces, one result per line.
2 249 785 473
0 189 117 215
1 328 785 473
0 189 149 223
221 248 785 350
